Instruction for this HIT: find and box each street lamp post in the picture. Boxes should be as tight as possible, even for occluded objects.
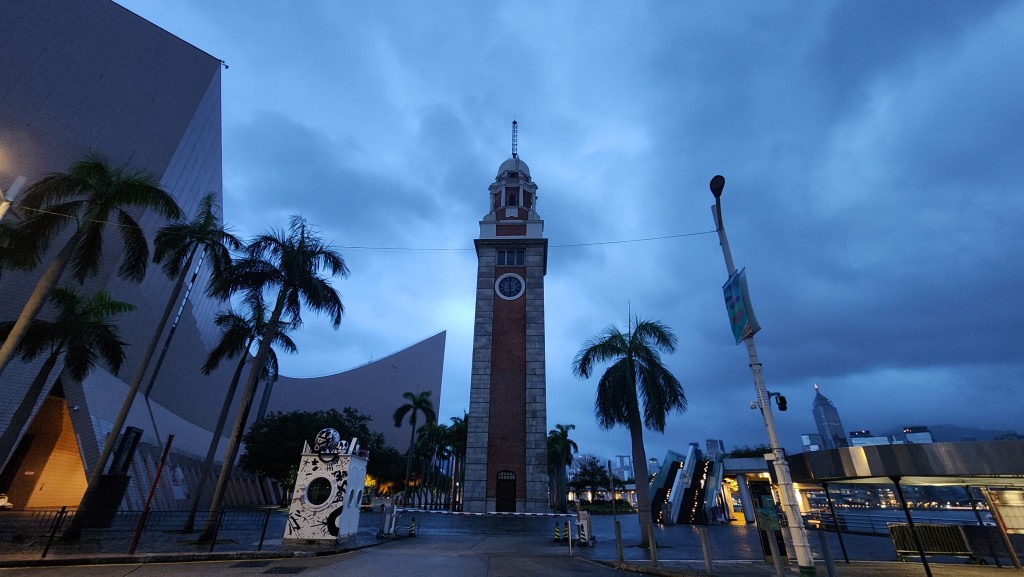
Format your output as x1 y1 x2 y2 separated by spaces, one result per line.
709 174 816 576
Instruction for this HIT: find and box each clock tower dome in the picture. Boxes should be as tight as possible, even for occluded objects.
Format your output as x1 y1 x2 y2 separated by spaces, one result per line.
464 124 548 513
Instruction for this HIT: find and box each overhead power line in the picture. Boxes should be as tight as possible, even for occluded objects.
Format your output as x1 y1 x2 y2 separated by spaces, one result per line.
12 205 717 252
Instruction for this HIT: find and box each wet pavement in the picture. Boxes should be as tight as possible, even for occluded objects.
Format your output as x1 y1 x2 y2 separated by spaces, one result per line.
0 509 1018 576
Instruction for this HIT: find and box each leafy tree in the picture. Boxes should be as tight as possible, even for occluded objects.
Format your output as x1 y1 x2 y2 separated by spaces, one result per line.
239 408 402 492
547 423 578 512
569 454 610 500
392 390 436 494
0 155 180 380
727 445 772 458
572 316 686 554
199 215 348 542
181 296 296 532
0 288 134 471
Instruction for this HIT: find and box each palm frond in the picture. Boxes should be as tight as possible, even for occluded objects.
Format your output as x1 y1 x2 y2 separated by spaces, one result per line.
114 210 149 282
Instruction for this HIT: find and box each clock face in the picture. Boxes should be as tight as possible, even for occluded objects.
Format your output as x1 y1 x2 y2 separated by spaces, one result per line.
495 273 524 300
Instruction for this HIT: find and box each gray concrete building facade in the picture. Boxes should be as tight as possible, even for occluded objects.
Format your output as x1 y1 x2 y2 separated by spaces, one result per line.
0 0 445 513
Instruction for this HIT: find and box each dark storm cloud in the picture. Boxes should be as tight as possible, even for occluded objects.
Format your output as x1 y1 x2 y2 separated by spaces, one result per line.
117 0 1024 458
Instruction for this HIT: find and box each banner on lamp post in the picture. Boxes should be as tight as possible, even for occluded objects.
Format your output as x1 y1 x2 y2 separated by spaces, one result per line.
722 268 761 344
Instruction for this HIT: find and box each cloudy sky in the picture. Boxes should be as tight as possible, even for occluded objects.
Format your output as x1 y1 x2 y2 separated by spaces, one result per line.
115 1 1024 461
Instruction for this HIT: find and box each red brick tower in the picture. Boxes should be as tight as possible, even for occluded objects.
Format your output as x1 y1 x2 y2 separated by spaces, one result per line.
463 123 548 512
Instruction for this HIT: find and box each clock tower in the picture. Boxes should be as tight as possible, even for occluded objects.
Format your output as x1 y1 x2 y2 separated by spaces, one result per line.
464 124 548 513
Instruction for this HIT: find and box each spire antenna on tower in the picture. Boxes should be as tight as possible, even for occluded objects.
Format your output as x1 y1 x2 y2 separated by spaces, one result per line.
511 120 518 158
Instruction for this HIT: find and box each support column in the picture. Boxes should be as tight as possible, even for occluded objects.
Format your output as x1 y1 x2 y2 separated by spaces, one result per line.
736 474 755 524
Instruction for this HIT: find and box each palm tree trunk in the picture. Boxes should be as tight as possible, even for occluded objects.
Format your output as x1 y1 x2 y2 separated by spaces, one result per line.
198 293 284 543
0 235 79 378
0 346 63 473
628 409 657 562
557 465 568 513
143 247 203 399
403 414 417 495
182 344 250 533
62 247 196 542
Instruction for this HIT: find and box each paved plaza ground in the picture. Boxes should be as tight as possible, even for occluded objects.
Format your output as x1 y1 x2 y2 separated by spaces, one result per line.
0 509 1018 576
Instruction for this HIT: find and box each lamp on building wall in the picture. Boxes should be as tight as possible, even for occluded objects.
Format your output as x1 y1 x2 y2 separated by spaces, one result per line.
0 176 27 221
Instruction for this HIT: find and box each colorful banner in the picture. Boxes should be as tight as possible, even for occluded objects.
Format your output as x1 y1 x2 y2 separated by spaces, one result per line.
722 268 761 344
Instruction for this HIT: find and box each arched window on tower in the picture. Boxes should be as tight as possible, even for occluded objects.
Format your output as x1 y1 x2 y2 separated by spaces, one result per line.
508 193 517 206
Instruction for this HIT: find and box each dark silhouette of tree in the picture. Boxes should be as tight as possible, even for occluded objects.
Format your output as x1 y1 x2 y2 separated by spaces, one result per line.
392 390 436 496
198 215 347 542
0 155 180 379
572 316 686 552
0 288 133 471
181 296 295 532
547 423 577 512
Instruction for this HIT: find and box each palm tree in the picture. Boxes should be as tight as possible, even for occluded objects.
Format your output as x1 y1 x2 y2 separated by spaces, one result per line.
141 192 241 396
547 423 578 513
572 316 686 554
181 296 296 532
392 390 436 498
414 421 449 508
0 154 181 379
446 413 468 510
0 288 134 472
73 193 242 533
197 215 347 542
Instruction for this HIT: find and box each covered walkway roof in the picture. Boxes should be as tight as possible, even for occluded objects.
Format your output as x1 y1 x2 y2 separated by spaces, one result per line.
787 440 1024 487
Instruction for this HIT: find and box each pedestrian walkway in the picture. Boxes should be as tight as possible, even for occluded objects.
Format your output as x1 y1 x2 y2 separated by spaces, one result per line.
0 509 1018 577
607 559 1014 577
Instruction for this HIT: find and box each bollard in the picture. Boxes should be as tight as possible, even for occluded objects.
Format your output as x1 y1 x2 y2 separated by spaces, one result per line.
697 525 714 577
553 521 562 542
613 519 623 562
408 517 417 537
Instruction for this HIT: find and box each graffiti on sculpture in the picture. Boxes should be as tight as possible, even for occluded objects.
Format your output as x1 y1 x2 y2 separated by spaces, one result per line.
283 428 369 544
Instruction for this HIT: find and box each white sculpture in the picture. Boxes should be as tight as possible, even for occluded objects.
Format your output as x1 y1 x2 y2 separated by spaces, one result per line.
283 428 369 545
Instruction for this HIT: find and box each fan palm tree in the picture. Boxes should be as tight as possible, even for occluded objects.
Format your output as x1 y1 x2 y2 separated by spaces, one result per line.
197 215 347 542
0 288 134 472
181 296 296 532
572 316 686 554
0 155 181 379
547 423 578 513
392 390 436 497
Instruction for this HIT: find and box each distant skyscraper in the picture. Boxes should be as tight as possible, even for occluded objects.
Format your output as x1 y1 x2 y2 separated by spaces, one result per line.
812 383 849 450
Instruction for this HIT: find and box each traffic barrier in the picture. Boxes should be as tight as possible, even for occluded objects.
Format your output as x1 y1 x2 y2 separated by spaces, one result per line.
553 521 562 542
408 517 417 537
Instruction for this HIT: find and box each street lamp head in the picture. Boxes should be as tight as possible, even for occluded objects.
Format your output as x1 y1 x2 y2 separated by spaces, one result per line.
709 175 725 199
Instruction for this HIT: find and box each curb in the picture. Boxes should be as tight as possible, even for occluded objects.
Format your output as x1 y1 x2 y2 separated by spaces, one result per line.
0 540 385 568
596 560 686 577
